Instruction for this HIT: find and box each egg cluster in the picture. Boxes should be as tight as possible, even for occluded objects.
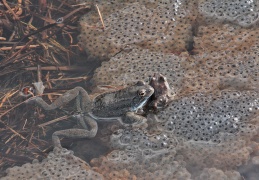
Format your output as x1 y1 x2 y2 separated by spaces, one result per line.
93 47 258 97
179 137 253 169
93 21 259 93
194 24 259 52
109 128 178 152
93 48 187 91
2 148 103 180
192 24 259 90
107 90 259 169
195 168 241 180
156 91 259 143
199 0 259 27
78 1 197 60
91 146 191 180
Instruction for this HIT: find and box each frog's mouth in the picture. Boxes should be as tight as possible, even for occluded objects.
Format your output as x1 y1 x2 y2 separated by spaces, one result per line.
131 96 151 111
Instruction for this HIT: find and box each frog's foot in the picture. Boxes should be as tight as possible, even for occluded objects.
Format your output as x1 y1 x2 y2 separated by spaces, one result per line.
122 112 148 130
52 115 98 148
26 87 91 111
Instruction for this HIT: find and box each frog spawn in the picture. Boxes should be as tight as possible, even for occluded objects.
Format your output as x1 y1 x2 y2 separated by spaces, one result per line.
91 147 191 180
78 0 259 61
194 24 259 53
191 24 259 91
93 47 258 96
93 128 191 179
2 148 103 180
156 91 259 143
199 0 259 27
93 48 189 93
92 20 259 175
105 90 259 173
78 0 197 60
93 23 259 94
195 168 242 180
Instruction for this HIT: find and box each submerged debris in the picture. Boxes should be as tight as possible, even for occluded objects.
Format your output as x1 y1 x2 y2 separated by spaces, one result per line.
0 0 93 175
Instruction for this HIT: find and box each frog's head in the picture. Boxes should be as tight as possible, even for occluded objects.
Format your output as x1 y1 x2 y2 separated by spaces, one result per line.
130 81 154 111
146 73 173 112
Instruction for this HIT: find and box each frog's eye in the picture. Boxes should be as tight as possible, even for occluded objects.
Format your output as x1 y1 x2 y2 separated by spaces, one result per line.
136 81 145 86
138 89 146 97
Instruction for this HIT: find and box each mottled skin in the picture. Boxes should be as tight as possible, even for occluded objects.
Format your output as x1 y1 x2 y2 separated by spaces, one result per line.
146 73 173 112
28 81 154 148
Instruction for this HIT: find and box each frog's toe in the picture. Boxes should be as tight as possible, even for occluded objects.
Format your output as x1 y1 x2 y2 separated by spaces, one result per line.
52 132 63 149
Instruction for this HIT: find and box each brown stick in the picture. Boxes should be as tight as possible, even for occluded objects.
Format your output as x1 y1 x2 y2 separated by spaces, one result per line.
62 6 89 21
0 45 39 51
95 4 105 29
38 115 71 127
0 119 42 151
23 66 87 71
37 65 42 82
49 76 89 81
2 0 19 20
0 39 34 68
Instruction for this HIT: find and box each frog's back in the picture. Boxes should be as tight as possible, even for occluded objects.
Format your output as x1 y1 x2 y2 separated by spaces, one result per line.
92 91 132 117
91 82 154 118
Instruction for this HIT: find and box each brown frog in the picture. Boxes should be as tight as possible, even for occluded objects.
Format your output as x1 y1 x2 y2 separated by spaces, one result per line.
146 73 174 112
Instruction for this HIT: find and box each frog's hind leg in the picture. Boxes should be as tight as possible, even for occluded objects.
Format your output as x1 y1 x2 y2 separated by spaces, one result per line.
28 87 91 111
52 115 98 148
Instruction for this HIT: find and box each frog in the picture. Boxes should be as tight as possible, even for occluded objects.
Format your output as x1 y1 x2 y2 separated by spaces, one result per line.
27 81 154 148
145 73 174 112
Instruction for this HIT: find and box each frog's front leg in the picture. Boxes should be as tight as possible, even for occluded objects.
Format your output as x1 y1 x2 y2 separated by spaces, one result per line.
52 115 98 148
27 87 92 112
121 112 148 129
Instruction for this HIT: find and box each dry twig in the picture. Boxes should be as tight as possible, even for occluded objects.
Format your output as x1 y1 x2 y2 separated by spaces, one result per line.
95 4 105 29
38 115 71 127
2 0 19 20
0 45 40 51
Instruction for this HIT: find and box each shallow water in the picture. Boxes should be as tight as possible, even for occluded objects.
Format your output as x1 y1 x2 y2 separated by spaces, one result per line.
2 0 259 179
